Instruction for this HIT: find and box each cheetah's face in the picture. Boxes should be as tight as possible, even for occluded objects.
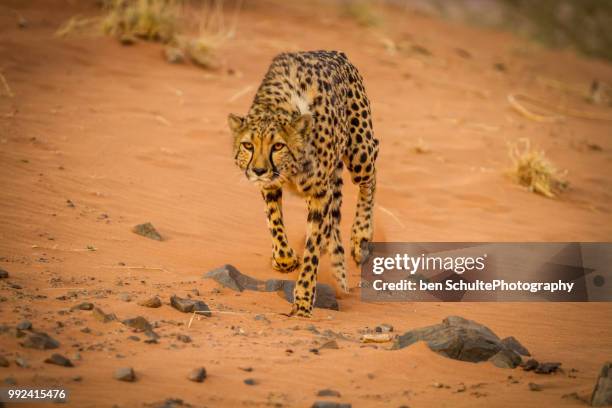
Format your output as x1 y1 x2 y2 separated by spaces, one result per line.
228 113 311 189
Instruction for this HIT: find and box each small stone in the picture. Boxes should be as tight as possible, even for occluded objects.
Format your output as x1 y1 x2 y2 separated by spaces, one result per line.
535 362 562 374
177 334 192 343
319 340 339 350
591 362 612 406
244 378 258 385
72 353 82 361
72 375 83 382
44 354 73 367
118 293 132 302
71 302 94 311
170 295 211 316
128 335 140 341
138 296 162 308
522 358 539 371
15 357 29 368
0 269 8 279
528 382 542 391
0 356 9 367
375 323 393 333
16 320 32 331
317 389 341 397
501 336 530 357
132 222 163 241
20 331 59 349
92 307 116 323
311 402 352 408
188 367 207 383
254 314 270 323
122 316 152 332
114 367 135 382
4 377 17 385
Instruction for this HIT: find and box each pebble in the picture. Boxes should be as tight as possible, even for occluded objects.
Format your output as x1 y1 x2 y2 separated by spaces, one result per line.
138 296 162 308
44 354 73 367
114 367 136 382
188 367 207 383
16 320 32 331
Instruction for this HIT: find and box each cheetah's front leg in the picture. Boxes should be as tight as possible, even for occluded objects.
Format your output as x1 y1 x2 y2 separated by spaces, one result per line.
262 188 299 272
289 188 331 317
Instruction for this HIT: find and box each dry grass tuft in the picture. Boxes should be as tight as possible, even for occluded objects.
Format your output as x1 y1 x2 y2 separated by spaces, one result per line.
508 139 568 198
101 0 180 43
343 0 382 27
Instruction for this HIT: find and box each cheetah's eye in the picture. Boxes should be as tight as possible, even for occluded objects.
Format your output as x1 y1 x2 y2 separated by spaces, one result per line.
241 142 254 150
272 143 285 151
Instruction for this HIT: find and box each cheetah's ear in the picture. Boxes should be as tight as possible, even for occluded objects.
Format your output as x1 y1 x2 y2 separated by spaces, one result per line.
228 113 246 133
285 113 312 136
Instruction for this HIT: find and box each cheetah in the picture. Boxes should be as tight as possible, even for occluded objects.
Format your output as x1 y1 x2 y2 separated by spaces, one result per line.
228 51 379 317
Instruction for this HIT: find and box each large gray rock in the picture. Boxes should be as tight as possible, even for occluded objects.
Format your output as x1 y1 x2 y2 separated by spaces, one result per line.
204 264 264 292
270 280 339 311
204 265 339 310
591 362 612 406
393 316 502 363
501 336 530 357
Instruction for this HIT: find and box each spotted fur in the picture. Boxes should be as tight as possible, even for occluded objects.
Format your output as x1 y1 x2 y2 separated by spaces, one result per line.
228 51 379 317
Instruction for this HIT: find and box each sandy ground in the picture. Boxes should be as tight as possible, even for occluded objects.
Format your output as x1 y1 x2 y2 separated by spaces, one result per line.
1 1 611 407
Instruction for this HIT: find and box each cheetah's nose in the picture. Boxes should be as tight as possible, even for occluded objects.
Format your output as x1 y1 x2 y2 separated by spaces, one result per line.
252 167 267 176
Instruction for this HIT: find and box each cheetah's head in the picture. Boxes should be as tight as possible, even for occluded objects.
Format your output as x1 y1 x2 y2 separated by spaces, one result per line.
227 113 311 189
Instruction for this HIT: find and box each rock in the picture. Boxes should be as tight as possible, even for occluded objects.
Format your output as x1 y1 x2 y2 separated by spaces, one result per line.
375 323 393 333
501 336 530 357
311 402 351 408
114 367 135 382
254 314 270 323
122 316 153 332
244 378 258 385
92 307 116 323
164 46 185 64
393 316 502 363
146 398 193 408
274 280 339 311
528 382 542 391
170 295 211 317
522 358 539 371
20 331 59 350
188 367 207 383
144 330 160 343
0 356 9 367
361 333 393 343
489 348 522 369
177 334 191 343
0 269 8 279
16 320 32 331
592 362 612 406
71 302 94 311
535 362 562 374
138 296 162 308
319 340 339 350
128 335 140 341
118 293 132 302
204 264 264 292
132 222 163 241
44 354 73 367
317 389 341 397
15 357 28 368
